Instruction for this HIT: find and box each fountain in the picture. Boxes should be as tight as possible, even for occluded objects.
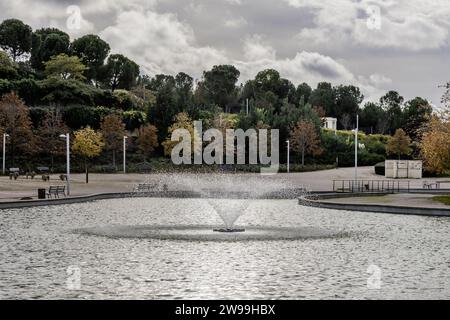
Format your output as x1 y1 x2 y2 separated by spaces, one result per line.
75 173 341 241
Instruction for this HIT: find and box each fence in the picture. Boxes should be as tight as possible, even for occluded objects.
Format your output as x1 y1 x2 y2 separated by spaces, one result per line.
333 180 410 193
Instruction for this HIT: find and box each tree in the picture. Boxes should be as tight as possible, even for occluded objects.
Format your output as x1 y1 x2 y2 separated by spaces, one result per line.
334 85 364 127
290 119 322 166
0 92 35 165
101 54 139 91
162 112 201 157
44 54 88 80
100 114 126 167
31 28 70 71
254 69 281 95
0 19 32 62
137 124 159 161
71 35 110 86
36 109 68 171
175 72 194 115
296 83 312 104
360 102 386 134
72 127 104 183
149 76 178 139
420 116 450 174
0 51 18 80
309 82 335 117
402 97 432 141
386 129 412 160
340 113 352 130
380 91 404 134
200 65 240 111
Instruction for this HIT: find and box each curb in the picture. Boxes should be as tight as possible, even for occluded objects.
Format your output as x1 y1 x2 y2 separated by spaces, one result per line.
0 188 308 210
299 192 450 217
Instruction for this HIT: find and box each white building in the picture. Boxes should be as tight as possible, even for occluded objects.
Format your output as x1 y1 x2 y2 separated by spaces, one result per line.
322 117 337 131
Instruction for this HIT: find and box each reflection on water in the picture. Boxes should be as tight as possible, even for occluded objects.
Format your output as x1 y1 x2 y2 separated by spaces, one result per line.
0 198 449 299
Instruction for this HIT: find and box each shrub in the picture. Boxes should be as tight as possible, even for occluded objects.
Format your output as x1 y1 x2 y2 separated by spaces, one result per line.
374 162 385 176
123 110 146 130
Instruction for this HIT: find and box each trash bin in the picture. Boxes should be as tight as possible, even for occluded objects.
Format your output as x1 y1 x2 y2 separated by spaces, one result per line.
38 188 46 199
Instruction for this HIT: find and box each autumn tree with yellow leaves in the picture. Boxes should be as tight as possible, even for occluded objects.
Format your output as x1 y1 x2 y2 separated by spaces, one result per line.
72 127 104 183
386 129 412 160
420 115 450 175
162 112 201 158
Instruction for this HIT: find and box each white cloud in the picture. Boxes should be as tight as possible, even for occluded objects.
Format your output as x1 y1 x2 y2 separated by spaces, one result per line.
242 35 276 61
224 16 247 28
100 10 227 78
236 39 390 102
99 6 390 102
285 0 450 51
223 0 242 5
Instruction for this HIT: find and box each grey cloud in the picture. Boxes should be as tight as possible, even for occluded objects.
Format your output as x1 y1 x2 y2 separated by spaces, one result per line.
0 0 448 105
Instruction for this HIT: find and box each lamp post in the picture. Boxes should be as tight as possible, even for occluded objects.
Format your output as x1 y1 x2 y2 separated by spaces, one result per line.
354 115 359 181
286 140 290 173
123 136 128 174
2 133 9 175
60 134 71 196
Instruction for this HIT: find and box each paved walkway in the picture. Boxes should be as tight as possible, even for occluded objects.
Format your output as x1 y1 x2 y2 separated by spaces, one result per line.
0 167 449 205
320 193 450 210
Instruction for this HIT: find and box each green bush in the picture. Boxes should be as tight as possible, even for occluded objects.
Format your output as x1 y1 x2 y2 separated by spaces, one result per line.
123 110 146 130
374 162 385 176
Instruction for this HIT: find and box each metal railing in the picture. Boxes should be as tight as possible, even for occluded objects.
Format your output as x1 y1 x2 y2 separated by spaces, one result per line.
333 180 410 193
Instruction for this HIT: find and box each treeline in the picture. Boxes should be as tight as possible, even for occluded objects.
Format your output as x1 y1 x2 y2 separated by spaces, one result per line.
0 18 446 174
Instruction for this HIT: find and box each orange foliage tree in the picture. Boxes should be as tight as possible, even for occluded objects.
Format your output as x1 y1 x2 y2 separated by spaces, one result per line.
290 119 322 167
0 92 35 166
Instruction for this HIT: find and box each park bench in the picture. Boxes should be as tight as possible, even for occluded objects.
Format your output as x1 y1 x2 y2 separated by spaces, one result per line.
134 183 157 193
25 171 36 179
9 168 20 180
102 165 117 173
36 167 50 181
36 167 49 173
136 162 152 173
423 181 439 189
437 181 450 189
47 186 66 198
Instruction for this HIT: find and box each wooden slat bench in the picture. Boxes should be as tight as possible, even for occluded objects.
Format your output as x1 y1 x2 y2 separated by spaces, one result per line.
134 183 156 193
47 186 66 198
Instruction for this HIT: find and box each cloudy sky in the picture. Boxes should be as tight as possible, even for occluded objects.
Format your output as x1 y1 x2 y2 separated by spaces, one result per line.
1 0 449 106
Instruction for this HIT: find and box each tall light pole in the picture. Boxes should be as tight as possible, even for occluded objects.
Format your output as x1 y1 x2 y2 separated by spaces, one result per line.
355 115 359 181
2 133 9 175
123 136 128 174
60 134 71 196
286 140 290 173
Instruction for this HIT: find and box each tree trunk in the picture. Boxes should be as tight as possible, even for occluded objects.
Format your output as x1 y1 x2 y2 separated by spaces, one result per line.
50 155 54 172
11 143 15 167
85 158 89 184
112 150 116 167
301 146 305 167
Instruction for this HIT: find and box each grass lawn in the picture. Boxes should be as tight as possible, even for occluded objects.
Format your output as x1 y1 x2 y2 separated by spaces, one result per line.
432 196 450 206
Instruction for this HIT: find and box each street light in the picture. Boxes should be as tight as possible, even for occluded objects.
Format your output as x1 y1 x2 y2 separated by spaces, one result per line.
2 133 9 175
353 115 359 181
123 136 128 174
286 140 290 173
60 133 71 196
